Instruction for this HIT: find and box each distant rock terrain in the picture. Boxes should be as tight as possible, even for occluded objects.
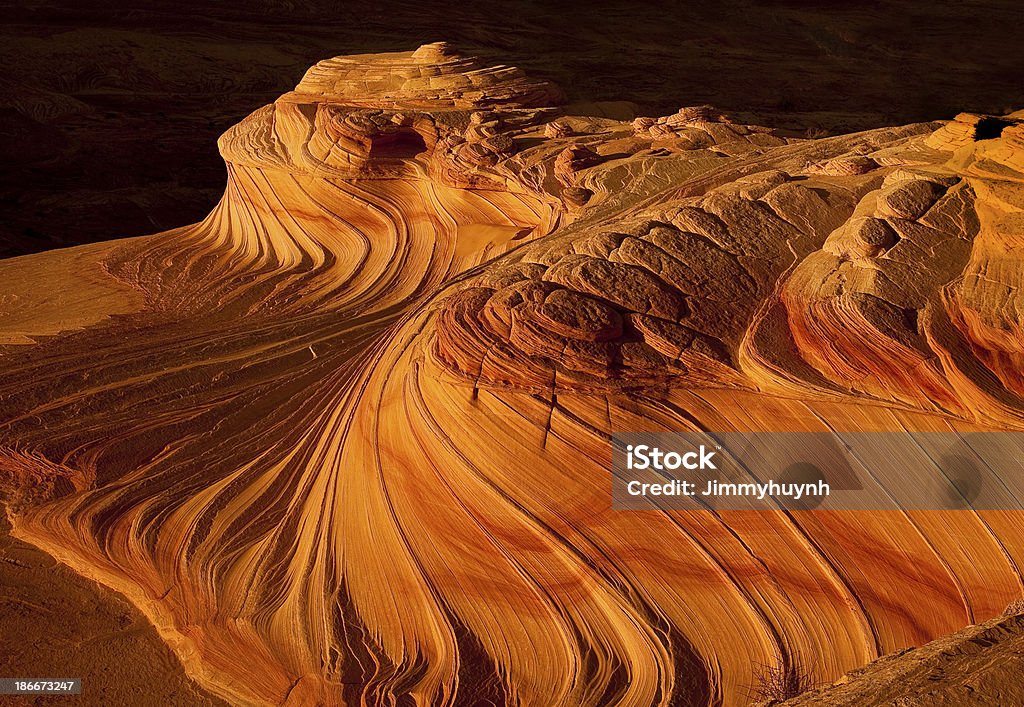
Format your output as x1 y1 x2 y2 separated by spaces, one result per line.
4 0 1024 258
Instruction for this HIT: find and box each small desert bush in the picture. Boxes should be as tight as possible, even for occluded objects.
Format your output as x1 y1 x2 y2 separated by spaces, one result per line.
750 654 815 702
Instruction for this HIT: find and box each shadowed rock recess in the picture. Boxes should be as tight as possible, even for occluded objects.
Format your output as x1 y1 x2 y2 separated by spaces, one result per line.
2 44 1024 706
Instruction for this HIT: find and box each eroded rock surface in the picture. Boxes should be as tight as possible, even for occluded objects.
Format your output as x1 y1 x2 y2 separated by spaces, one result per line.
2 46 1024 706
774 613 1024 706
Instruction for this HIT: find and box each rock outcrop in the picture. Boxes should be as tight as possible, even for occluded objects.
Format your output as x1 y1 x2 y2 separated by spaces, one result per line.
2 46 1024 706
773 612 1024 706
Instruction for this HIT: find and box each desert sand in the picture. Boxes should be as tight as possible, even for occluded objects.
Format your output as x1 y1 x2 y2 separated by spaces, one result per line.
2 44 1024 705
0 510 226 706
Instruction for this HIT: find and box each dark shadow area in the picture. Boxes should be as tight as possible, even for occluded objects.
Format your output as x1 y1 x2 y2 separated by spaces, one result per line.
975 116 1015 141
368 130 429 160
2 0 1024 257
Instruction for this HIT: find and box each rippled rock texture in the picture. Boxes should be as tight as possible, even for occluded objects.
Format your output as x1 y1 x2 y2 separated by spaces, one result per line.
2 45 1024 705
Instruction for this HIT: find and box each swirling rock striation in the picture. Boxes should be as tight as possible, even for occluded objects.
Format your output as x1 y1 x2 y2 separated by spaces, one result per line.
2 46 1024 706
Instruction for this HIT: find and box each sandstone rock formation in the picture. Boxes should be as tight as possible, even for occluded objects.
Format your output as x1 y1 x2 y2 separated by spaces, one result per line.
773 612 1024 706
2 45 1024 706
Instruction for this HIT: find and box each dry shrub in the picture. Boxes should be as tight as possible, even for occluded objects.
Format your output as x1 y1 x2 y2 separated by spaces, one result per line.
750 654 815 702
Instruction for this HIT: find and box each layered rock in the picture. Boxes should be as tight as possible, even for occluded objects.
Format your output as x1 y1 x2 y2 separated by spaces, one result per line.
631 105 796 154
2 46 1024 707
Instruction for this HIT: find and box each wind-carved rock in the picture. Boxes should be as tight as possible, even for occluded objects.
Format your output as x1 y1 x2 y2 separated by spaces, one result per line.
3 44 1024 707
545 120 573 138
554 144 602 185
811 154 880 175
630 104 796 154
